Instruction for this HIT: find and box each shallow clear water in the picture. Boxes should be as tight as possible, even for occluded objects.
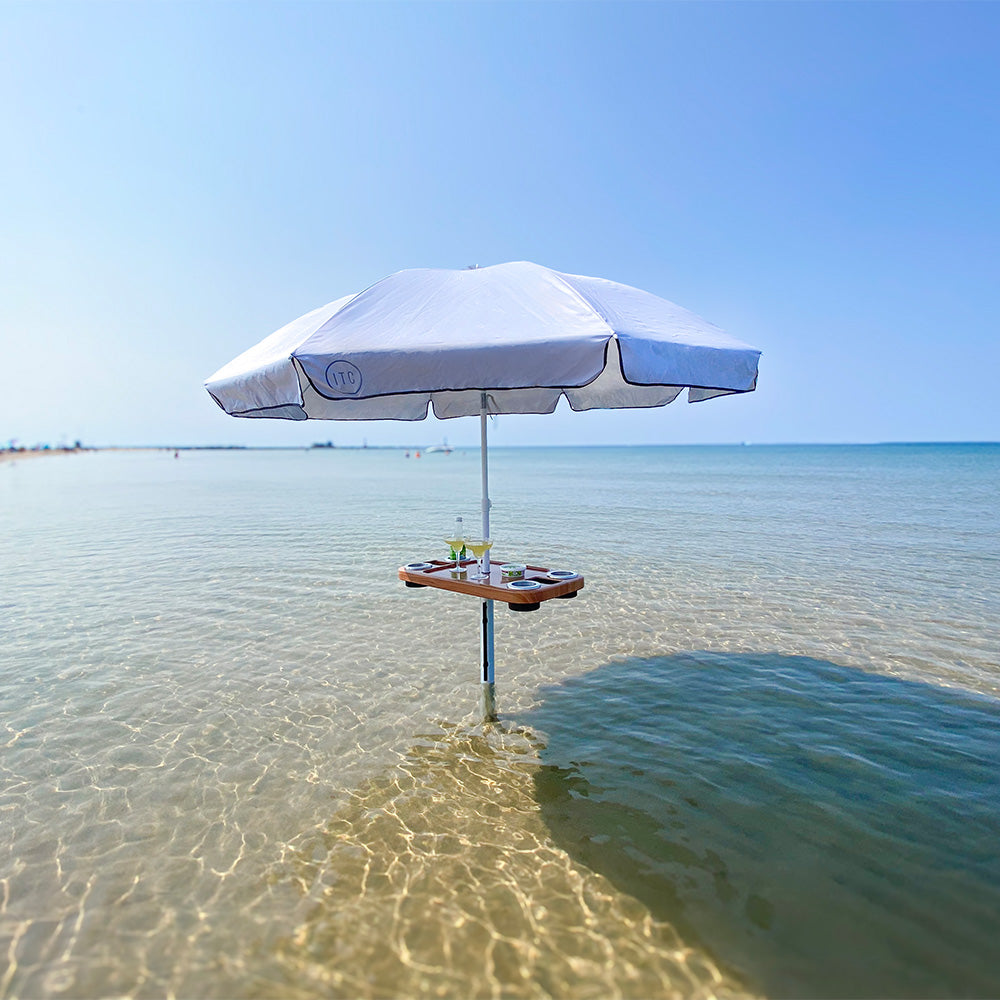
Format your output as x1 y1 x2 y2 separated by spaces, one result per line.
2 444 998 997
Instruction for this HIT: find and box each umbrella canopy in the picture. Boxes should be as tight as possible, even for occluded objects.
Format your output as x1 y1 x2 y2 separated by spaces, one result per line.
205 261 760 422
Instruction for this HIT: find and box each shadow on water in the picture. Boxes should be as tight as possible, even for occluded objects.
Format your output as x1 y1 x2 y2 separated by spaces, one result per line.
523 652 1000 999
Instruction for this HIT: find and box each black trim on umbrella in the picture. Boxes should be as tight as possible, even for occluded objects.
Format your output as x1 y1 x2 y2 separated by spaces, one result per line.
206 390 227 411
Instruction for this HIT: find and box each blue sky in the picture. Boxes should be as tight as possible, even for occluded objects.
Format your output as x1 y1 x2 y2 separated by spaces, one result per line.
2 0 998 448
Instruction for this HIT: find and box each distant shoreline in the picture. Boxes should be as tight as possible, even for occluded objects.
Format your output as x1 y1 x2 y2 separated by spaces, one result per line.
3 442 997 466
1 448 80 465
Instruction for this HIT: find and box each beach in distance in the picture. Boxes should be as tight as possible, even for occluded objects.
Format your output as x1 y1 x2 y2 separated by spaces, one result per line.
2 443 999 999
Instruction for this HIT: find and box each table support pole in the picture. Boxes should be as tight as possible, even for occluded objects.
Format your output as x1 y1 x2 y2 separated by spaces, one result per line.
480 598 496 721
479 393 496 721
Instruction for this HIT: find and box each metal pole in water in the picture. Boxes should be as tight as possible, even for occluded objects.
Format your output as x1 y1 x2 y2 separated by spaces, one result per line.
479 393 496 721
480 599 496 720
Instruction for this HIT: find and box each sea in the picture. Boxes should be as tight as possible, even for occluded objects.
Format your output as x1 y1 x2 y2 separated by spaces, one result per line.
2 443 999 999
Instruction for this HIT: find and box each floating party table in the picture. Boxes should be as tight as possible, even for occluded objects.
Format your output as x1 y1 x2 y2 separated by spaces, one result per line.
398 559 584 612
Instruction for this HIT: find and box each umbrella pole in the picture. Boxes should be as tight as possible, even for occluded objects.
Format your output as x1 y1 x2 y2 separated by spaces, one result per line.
479 394 497 721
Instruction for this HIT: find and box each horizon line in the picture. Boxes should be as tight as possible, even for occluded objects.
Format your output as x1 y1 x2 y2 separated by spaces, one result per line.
22 440 999 452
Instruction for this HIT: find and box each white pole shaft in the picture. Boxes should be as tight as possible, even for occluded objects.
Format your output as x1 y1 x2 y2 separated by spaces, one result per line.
480 397 490 543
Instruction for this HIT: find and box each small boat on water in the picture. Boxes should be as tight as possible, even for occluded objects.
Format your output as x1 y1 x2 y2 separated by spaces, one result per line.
424 439 453 454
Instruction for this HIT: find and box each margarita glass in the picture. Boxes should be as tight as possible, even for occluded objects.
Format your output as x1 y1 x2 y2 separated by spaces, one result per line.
467 537 493 581
445 520 467 576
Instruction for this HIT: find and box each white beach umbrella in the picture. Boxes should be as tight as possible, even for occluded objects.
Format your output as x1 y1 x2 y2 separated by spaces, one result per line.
205 261 762 717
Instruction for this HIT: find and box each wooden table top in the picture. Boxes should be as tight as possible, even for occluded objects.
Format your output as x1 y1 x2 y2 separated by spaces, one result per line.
397 559 585 604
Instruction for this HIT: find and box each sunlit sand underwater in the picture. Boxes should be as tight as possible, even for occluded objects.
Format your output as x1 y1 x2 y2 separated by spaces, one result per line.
2 445 999 998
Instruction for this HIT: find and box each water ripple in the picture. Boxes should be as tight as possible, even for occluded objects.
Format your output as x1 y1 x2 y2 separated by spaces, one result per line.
1 446 998 997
